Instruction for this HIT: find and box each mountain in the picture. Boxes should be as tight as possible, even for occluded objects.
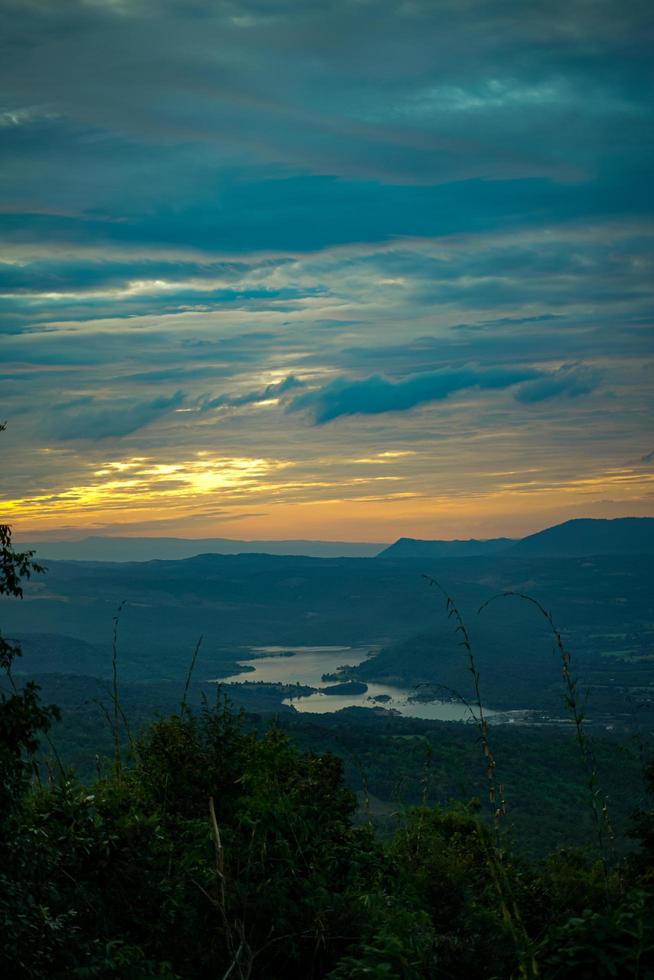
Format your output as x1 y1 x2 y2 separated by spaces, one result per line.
508 517 654 557
21 518 654 564
19 535 385 562
378 537 514 558
379 518 654 559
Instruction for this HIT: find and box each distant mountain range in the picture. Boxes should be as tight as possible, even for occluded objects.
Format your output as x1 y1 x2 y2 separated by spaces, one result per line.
20 517 654 563
380 517 654 559
20 535 384 562
379 537 515 558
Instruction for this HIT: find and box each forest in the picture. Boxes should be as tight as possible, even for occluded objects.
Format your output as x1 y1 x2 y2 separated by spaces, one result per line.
2 525 654 978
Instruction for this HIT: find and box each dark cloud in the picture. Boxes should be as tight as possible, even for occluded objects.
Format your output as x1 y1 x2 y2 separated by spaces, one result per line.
287 366 541 423
201 375 304 411
47 391 185 441
0 258 256 294
514 364 600 403
0 0 651 243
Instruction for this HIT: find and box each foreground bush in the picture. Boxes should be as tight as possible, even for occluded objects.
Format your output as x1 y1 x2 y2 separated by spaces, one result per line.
0 690 653 979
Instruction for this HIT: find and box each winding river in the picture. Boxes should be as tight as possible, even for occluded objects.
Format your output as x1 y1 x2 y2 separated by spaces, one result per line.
220 645 495 722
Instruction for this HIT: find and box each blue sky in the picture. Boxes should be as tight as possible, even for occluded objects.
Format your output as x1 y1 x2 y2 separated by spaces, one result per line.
1 0 653 541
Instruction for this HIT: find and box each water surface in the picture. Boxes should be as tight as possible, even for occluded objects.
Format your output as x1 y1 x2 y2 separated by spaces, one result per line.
220 645 491 722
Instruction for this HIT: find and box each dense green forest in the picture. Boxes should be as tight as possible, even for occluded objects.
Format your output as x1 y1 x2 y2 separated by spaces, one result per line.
14 670 649 860
3 527 654 977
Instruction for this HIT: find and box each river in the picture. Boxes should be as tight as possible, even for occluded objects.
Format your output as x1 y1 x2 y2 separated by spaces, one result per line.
219 645 494 722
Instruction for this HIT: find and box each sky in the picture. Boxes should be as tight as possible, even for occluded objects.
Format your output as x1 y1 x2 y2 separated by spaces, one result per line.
1 0 653 543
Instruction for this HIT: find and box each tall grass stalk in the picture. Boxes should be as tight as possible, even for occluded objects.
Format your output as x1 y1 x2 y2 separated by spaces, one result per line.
424 575 537 978
181 634 203 715
208 794 255 980
479 591 614 884
423 575 504 834
109 600 134 775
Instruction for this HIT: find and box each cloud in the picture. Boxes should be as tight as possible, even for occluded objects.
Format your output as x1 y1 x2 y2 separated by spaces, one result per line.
0 0 651 240
48 391 185 441
201 375 304 411
1 1 652 537
287 366 541 424
514 364 600 403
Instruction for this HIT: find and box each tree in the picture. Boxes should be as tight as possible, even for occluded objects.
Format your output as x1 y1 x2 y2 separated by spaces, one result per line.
0 423 56 817
0 522 44 669
0 420 45 668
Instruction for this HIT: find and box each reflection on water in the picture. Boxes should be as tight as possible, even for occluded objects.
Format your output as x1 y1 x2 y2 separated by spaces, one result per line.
221 647 360 686
220 645 491 722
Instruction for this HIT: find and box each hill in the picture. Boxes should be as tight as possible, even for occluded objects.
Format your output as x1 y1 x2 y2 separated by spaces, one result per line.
378 536 514 558
508 517 654 557
379 517 654 560
22 518 654 563
19 534 384 562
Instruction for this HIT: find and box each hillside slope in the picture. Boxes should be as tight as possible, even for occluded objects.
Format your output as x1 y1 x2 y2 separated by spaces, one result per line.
509 517 654 557
378 537 514 558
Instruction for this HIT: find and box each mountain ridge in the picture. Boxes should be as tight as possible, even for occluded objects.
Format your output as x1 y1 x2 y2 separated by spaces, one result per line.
508 516 654 557
379 517 654 559
379 537 515 558
19 535 384 562
19 516 654 563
